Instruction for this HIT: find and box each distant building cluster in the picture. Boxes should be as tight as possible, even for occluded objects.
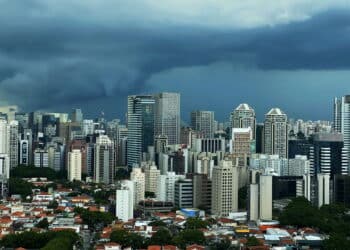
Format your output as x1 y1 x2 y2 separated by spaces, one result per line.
0 93 349 249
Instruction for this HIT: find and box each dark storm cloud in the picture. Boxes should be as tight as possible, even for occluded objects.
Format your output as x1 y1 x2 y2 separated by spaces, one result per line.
0 1 349 116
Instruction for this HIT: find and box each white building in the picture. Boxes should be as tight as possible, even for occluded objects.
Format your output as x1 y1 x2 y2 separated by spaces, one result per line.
94 135 115 184
264 108 288 158
116 180 134 222
130 167 145 204
259 175 273 220
231 103 256 139
317 173 330 208
156 172 185 202
0 119 7 155
144 162 160 194
34 149 49 168
68 149 82 181
82 119 95 136
211 160 239 217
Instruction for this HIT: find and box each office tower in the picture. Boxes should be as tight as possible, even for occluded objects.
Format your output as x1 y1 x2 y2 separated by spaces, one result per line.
155 135 168 154
130 167 145 204
309 133 348 178
117 125 128 166
190 111 215 138
180 127 203 148
193 173 212 212
94 135 115 184
194 137 226 153
68 149 82 181
68 139 87 174
71 109 83 123
0 119 7 154
259 175 273 220
334 175 350 207
42 114 58 139
334 95 350 168
144 162 160 194
231 127 254 166
264 108 288 158
211 160 239 216
19 140 29 166
160 149 186 175
34 149 49 168
154 92 180 145
15 112 29 132
8 121 18 169
127 95 155 167
0 154 9 197
231 103 256 139
156 172 185 202
175 179 193 209
47 145 64 171
82 119 95 136
116 180 134 222
317 173 330 207
288 137 311 159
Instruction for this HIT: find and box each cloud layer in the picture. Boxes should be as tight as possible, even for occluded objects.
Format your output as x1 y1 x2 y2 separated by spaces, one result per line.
0 0 350 119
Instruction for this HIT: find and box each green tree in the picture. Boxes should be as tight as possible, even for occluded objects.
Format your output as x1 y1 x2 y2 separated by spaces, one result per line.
74 208 114 229
185 217 208 229
149 227 173 246
173 229 205 249
324 233 350 250
246 236 262 247
36 218 49 229
110 229 130 247
279 197 320 227
8 178 33 199
149 220 167 227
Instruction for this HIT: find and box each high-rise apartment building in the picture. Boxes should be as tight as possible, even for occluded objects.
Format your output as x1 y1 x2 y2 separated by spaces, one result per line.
130 167 145 204
264 108 288 158
127 95 155 167
231 127 254 166
191 111 215 138
8 121 18 169
68 149 82 181
154 93 180 145
116 180 134 222
193 173 212 212
71 109 83 123
156 172 185 202
144 162 160 194
211 160 239 216
231 103 256 139
94 135 115 184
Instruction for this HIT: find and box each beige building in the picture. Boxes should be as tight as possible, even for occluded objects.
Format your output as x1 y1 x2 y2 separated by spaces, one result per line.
231 127 253 166
130 167 145 204
144 162 160 194
211 159 239 217
68 149 82 181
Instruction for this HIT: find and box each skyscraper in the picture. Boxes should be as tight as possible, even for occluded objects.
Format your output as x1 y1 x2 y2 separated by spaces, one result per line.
130 167 145 204
231 103 256 139
94 135 115 184
211 159 239 216
127 95 155 167
190 111 215 138
263 108 288 158
71 108 83 123
334 95 350 168
116 180 134 222
68 149 82 181
154 93 180 145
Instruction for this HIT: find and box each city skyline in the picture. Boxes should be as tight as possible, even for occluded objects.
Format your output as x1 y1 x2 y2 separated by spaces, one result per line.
0 1 350 121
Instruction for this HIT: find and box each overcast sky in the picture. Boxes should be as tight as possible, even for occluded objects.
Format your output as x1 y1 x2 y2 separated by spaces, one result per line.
0 0 350 122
